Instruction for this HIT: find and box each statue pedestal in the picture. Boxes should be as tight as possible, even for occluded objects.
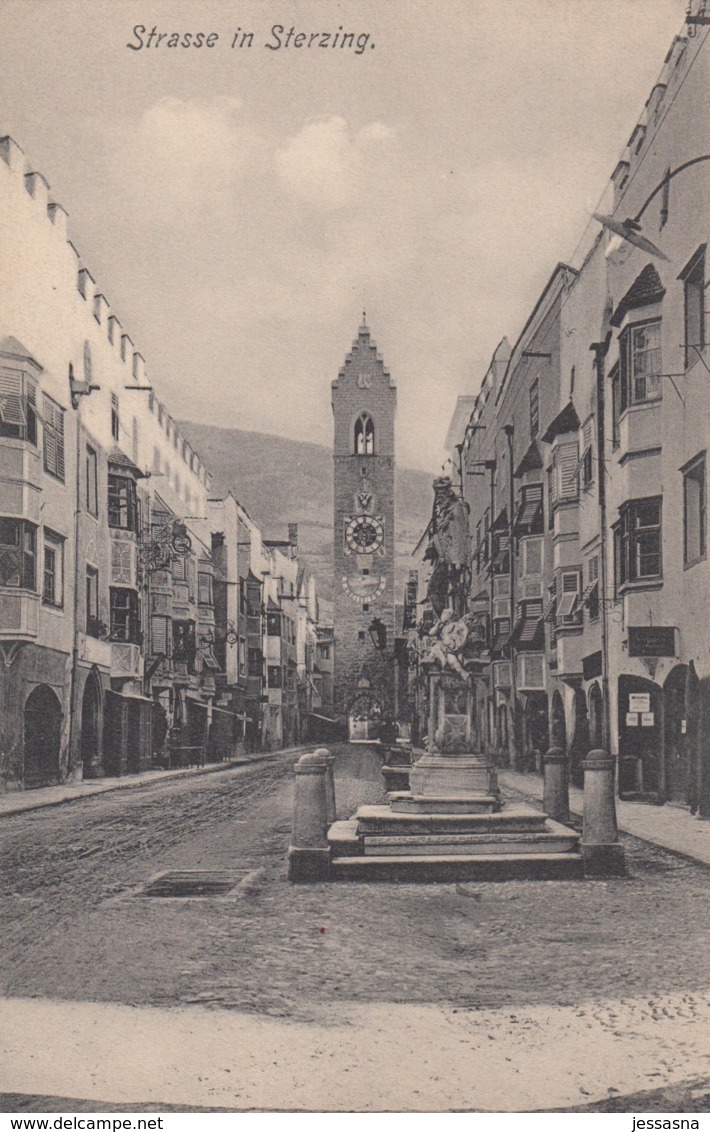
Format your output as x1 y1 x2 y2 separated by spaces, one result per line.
403 672 500 811
326 670 583 882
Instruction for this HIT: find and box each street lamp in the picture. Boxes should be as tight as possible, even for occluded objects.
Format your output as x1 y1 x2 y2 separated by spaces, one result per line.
593 155 710 260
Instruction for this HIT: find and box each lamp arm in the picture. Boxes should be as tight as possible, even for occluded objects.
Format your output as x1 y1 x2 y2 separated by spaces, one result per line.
634 154 710 222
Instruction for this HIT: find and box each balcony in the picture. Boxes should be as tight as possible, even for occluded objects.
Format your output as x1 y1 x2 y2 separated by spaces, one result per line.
0 589 39 639
553 628 584 680
111 641 143 678
78 631 112 668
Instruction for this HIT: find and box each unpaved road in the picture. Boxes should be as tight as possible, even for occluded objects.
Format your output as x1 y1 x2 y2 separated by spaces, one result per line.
2 744 710 1111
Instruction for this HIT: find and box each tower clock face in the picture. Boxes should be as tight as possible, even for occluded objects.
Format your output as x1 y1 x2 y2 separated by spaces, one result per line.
344 514 385 554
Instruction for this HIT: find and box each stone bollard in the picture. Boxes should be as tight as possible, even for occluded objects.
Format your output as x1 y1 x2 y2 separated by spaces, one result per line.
288 750 332 882
318 747 337 825
543 747 570 824
581 750 625 876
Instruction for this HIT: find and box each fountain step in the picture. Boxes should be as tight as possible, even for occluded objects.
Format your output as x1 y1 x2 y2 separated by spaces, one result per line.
354 802 550 837
329 852 584 882
362 825 579 857
389 792 501 814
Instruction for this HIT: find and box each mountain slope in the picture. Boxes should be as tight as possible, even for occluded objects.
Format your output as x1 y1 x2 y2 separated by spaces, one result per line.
179 422 434 598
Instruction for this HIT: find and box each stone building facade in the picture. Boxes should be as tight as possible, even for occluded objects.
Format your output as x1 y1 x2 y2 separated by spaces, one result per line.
0 133 331 790
332 321 397 735
443 5 710 811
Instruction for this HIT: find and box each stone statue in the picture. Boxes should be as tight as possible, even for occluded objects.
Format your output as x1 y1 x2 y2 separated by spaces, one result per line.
421 609 476 684
424 476 471 616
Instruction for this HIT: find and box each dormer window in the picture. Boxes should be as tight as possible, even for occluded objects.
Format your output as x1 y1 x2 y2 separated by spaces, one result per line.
354 412 375 455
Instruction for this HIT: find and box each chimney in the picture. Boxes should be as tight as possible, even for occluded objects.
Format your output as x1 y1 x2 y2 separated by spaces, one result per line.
93 293 109 326
108 314 122 346
24 171 50 211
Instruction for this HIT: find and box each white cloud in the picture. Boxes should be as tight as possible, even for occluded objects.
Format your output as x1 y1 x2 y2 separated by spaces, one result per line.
274 115 395 209
98 96 267 222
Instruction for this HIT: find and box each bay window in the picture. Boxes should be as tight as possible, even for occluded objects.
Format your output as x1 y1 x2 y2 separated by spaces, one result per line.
0 371 37 443
619 319 662 408
0 519 36 589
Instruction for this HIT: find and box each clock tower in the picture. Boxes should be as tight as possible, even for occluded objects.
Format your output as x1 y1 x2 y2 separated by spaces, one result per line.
332 317 397 734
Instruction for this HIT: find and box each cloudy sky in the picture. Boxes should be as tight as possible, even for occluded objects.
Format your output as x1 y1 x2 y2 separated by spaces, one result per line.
0 0 684 472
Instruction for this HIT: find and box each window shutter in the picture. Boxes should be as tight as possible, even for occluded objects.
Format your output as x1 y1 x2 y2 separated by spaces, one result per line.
583 418 594 452
55 403 65 480
589 555 599 582
558 442 579 500
547 458 558 510
151 615 167 655
523 537 542 575
557 570 581 619
0 371 24 425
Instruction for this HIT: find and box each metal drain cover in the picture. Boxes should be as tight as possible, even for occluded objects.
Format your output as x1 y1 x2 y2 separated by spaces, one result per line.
139 869 252 898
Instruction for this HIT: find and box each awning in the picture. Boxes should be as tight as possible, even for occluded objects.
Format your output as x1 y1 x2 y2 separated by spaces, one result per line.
491 627 511 652
542 596 557 623
557 591 579 619
510 601 545 649
308 712 338 723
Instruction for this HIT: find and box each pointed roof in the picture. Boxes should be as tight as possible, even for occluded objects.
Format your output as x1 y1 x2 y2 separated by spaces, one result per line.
107 446 147 478
333 317 395 388
0 336 43 371
514 439 543 479
541 401 581 445
611 263 665 327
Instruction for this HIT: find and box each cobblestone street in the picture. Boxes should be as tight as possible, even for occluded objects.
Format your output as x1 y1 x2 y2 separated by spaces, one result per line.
2 744 710 1110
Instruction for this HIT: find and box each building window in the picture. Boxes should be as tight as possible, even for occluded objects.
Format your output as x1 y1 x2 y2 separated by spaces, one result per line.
198 572 213 605
615 498 662 588
354 412 375 455
86 445 98 516
268 665 282 689
238 637 247 678
86 566 100 634
0 371 37 443
111 393 120 442
619 319 662 407
683 453 706 568
581 417 594 489
173 619 196 671
266 610 281 636
556 569 582 626
529 379 539 438
42 395 65 481
0 519 36 590
110 587 140 643
248 647 262 676
583 555 600 621
681 246 706 369
42 530 64 607
108 475 138 531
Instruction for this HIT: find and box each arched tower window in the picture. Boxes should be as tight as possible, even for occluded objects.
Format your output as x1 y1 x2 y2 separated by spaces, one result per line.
354 412 375 455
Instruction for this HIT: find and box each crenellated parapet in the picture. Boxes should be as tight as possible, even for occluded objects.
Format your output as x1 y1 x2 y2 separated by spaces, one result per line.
0 132 211 490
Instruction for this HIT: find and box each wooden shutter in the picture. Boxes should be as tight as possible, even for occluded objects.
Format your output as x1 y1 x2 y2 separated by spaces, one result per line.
558 441 579 500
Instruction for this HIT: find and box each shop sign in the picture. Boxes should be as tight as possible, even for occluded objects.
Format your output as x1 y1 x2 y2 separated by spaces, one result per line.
641 712 655 727
626 712 639 727
627 627 676 658
629 693 650 713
